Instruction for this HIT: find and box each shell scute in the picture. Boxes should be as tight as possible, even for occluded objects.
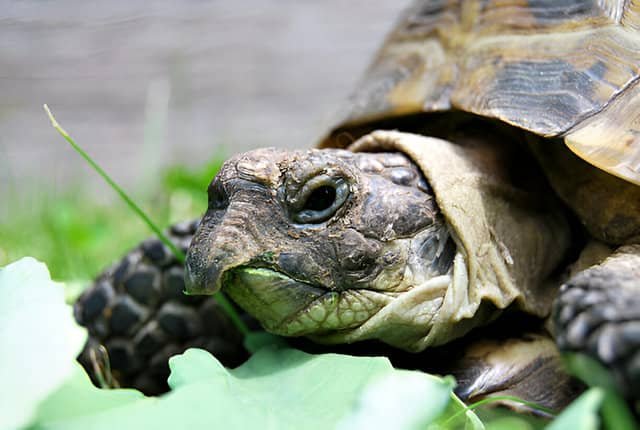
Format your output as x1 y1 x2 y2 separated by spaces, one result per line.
331 0 640 185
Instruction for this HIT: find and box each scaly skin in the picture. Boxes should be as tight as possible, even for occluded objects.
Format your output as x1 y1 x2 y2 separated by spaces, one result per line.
185 148 457 348
554 245 640 400
74 220 248 395
76 148 454 392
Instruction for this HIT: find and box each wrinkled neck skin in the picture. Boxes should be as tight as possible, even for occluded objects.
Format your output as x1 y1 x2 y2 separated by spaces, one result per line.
185 147 458 349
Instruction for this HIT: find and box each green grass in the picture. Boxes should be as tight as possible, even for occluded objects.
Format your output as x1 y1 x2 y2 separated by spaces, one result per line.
0 159 223 281
43 104 248 334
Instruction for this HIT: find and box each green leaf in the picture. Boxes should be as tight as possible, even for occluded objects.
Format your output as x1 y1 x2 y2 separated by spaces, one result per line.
31 364 144 425
33 345 459 430
166 348 227 388
337 372 454 430
430 391 486 430
546 388 604 430
600 390 638 430
563 353 639 429
474 407 546 430
0 258 87 430
563 352 617 391
484 416 536 430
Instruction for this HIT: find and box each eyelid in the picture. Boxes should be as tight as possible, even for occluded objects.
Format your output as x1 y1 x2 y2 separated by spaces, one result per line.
288 174 335 210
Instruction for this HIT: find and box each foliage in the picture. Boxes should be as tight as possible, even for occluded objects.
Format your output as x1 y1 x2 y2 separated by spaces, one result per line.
2 258 474 430
0 258 86 430
563 353 638 430
1 257 637 430
545 388 604 430
0 159 221 282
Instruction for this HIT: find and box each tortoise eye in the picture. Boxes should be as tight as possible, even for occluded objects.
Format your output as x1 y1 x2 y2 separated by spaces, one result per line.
291 175 349 224
303 185 336 212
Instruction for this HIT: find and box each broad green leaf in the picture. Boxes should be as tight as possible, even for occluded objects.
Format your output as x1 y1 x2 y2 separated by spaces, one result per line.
337 372 453 430
166 348 228 388
34 346 458 430
430 391 486 430
31 363 144 425
546 388 604 430
0 257 86 430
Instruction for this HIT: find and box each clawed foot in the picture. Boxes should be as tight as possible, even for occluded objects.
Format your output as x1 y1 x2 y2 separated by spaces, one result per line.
553 245 640 401
74 221 249 394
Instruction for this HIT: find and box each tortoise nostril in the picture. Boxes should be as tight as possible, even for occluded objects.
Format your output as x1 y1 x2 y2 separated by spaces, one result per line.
208 181 229 211
184 254 223 295
184 242 221 295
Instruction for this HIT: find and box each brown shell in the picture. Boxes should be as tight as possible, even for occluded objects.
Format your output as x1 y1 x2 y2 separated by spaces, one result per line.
322 0 640 186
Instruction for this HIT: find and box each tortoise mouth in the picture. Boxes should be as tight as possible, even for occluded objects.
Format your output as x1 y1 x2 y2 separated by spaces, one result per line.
222 267 391 337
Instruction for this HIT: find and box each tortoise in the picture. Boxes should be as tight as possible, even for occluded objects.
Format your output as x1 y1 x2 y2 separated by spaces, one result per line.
74 0 640 412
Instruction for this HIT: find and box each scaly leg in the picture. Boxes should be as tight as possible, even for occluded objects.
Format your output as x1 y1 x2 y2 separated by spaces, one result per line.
554 245 640 401
74 220 248 394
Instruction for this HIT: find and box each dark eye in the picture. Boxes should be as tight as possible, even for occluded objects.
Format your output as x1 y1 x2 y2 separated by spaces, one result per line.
291 175 349 224
303 186 336 211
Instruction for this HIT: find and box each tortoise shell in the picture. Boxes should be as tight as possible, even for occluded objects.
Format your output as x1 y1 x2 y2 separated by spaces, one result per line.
322 0 640 186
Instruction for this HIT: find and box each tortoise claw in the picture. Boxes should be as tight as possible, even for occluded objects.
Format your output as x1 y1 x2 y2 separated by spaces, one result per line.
553 245 640 402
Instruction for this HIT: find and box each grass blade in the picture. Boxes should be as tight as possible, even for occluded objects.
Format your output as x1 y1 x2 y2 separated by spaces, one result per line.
44 104 250 337
441 394 556 426
44 104 184 262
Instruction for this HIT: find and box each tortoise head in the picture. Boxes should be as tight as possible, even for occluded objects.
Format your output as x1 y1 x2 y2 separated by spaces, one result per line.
185 147 456 350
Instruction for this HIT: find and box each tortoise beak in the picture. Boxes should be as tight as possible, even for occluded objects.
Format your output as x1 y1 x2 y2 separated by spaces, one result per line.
184 209 258 295
184 248 226 295
185 147 289 295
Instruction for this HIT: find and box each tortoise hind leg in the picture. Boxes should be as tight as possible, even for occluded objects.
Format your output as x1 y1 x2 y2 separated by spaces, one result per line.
553 245 640 403
74 220 249 395
449 331 583 415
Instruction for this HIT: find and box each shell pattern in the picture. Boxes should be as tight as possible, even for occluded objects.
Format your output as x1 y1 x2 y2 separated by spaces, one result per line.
333 0 640 186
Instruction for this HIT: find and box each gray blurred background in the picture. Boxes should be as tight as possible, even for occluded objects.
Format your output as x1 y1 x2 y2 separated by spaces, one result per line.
0 1 411 203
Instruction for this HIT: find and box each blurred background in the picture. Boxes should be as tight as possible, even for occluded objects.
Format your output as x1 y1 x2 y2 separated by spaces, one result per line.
0 1 411 280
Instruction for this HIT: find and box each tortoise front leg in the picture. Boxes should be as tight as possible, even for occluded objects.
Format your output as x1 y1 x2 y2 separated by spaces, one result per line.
74 221 249 394
553 245 640 401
